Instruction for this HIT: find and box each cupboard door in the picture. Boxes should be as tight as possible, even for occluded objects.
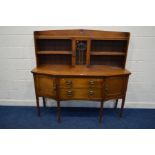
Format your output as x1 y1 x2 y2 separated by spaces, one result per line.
104 76 128 100
36 75 56 98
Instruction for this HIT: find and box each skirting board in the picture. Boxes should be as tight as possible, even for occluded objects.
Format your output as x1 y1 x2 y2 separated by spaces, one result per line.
0 99 155 109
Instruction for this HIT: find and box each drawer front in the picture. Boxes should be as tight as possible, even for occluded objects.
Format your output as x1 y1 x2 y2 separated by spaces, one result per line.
59 78 103 89
104 76 128 99
36 75 56 98
60 89 102 100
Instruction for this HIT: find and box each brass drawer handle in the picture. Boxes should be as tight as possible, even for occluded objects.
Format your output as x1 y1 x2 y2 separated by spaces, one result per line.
89 80 95 85
88 90 94 96
67 90 73 96
66 80 72 85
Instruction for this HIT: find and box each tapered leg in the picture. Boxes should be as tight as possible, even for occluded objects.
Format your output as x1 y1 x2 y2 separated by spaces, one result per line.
114 99 118 109
120 97 126 118
42 97 46 107
99 101 104 123
57 100 61 122
36 96 40 116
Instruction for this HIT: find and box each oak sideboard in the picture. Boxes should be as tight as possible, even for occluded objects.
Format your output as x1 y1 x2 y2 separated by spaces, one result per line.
31 29 131 122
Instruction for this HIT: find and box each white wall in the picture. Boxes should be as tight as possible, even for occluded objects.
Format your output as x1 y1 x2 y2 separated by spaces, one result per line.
0 26 155 108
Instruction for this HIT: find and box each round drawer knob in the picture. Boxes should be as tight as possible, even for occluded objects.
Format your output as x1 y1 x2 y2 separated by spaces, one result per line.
89 80 95 85
66 80 72 85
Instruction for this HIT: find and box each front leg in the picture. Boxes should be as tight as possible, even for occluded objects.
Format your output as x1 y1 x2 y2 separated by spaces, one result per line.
57 100 61 122
120 97 126 117
36 96 40 116
114 99 118 109
42 97 46 107
99 101 104 123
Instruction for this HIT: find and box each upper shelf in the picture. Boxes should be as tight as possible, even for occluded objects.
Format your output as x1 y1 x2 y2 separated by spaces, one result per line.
37 51 126 56
37 51 72 55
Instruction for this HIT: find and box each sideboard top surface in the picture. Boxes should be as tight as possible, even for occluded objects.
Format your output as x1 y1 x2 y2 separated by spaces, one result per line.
32 65 131 77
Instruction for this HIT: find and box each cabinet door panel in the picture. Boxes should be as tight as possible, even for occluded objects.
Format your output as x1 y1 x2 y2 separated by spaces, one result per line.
36 75 56 98
104 76 128 99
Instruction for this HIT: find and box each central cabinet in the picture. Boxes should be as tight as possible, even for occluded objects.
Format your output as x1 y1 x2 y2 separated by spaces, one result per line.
31 29 131 122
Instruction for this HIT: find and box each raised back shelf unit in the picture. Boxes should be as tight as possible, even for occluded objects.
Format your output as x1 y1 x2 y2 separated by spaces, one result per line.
34 29 130 68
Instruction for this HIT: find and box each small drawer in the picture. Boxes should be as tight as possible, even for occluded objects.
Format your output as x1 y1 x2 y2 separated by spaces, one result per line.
59 78 102 89
60 88 102 100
